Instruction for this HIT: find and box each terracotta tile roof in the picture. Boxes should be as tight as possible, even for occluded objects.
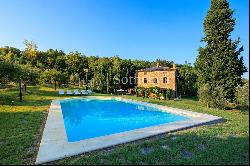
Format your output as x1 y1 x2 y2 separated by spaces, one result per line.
137 67 171 72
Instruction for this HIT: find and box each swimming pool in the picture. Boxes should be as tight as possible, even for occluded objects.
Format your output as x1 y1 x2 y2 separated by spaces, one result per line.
60 98 188 142
36 97 222 164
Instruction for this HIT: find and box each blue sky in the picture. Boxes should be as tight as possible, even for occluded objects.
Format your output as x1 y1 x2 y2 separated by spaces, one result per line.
0 0 249 78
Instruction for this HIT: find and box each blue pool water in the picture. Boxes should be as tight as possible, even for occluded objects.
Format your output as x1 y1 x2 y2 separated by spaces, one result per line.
60 98 188 142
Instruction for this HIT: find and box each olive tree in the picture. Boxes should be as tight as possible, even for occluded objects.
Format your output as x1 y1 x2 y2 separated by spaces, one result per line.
40 69 68 90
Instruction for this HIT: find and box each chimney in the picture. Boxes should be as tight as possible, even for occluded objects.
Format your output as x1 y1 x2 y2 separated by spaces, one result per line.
173 63 176 69
156 62 160 68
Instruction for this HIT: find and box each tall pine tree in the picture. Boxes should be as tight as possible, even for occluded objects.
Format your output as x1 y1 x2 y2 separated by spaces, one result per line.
195 0 247 101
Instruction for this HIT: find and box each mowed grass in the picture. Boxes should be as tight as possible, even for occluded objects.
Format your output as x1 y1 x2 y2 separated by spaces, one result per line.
0 86 58 165
0 86 249 165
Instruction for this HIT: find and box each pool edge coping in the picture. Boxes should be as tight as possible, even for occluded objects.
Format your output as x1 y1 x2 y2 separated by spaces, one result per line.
35 96 223 164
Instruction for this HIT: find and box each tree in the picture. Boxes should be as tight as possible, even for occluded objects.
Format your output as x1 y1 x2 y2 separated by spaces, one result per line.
40 69 68 90
235 81 249 110
92 58 111 92
0 46 22 63
177 63 198 96
195 0 247 101
65 52 87 75
0 60 40 101
44 49 66 70
20 65 40 92
154 59 173 68
0 60 21 85
17 65 40 101
23 40 39 66
91 72 106 92
70 73 79 85
198 83 227 109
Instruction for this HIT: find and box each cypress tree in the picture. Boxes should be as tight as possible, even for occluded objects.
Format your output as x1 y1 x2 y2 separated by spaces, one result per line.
195 0 247 101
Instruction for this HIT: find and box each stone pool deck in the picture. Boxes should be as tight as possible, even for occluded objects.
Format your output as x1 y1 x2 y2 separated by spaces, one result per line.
35 96 223 164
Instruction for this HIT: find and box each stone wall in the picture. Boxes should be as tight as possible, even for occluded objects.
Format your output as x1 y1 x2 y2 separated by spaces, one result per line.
136 68 177 96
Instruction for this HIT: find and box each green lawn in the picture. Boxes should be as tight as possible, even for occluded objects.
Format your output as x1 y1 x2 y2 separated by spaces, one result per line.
0 86 249 165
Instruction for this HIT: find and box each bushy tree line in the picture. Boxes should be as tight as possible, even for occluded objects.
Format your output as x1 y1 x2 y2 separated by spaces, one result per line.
0 0 247 110
0 41 198 95
1 0 248 110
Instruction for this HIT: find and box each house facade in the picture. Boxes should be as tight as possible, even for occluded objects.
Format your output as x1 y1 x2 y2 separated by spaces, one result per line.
136 63 177 97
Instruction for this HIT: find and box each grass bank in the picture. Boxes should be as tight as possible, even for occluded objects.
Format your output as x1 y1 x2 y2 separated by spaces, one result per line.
0 86 248 165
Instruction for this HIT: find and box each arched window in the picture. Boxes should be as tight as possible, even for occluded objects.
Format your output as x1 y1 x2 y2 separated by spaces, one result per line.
144 78 147 83
163 77 168 83
153 78 157 83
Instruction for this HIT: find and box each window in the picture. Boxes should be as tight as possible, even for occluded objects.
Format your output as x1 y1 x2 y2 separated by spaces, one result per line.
153 78 157 84
163 77 168 83
144 78 147 83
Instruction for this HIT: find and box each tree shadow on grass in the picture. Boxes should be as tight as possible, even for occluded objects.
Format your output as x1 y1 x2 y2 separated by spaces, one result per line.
51 132 249 165
0 110 47 165
0 95 53 106
0 90 248 165
180 95 199 101
0 87 57 106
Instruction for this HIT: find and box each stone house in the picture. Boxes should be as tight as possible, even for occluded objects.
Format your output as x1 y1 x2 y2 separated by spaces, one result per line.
135 63 177 97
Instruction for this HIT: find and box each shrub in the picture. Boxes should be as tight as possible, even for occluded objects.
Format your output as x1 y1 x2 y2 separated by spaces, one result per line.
159 92 164 100
144 89 149 98
235 81 249 110
153 86 160 99
198 84 212 108
166 88 172 100
141 89 145 98
135 87 143 97
162 89 167 100
198 84 227 109
135 87 146 97
210 86 227 109
135 87 139 96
